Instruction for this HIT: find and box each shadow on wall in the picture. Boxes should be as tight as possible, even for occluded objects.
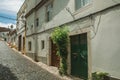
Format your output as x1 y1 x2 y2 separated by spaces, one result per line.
0 64 18 80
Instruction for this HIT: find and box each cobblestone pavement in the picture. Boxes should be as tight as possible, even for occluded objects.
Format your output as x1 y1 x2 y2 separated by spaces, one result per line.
0 41 61 80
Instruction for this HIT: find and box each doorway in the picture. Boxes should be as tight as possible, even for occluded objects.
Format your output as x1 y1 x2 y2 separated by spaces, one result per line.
18 35 22 51
51 40 60 67
70 33 88 79
23 37 25 53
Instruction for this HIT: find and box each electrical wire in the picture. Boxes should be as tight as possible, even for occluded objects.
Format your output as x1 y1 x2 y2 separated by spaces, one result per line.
0 15 16 21
66 7 102 40
91 15 102 39
66 7 83 33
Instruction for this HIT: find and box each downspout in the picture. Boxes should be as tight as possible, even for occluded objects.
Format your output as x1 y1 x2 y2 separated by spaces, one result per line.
24 21 26 54
34 1 38 62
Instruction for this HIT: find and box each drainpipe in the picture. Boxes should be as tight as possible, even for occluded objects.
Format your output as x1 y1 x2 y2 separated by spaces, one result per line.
34 1 38 62
21 13 26 54
24 21 26 54
34 33 38 62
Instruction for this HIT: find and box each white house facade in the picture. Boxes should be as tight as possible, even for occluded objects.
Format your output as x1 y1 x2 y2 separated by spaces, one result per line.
17 1 27 53
23 0 120 79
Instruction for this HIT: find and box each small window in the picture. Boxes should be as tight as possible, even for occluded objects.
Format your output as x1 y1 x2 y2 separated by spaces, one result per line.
31 25 33 29
36 18 39 27
75 0 91 10
28 41 32 51
31 25 33 33
46 2 53 22
41 40 45 49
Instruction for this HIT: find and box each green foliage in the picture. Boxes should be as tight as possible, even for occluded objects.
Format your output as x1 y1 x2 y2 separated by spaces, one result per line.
51 26 69 75
92 71 109 80
59 58 67 75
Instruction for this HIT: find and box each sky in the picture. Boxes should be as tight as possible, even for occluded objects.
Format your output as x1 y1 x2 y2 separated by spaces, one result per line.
0 0 25 28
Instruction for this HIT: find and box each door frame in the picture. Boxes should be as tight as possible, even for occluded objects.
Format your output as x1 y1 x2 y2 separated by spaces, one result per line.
23 36 25 54
49 37 60 67
68 27 92 80
18 35 22 51
49 38 60 67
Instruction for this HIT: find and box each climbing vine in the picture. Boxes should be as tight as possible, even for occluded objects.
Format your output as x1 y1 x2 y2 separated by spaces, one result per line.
51 26 69 75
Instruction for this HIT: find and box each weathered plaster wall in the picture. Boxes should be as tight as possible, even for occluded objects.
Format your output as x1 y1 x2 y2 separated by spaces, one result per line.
26 36 35 53
25 0 120 79
35 0 120 33
37 32 50 64
26 13 35 36
26 0 35 13
91 6 120 79
25 35 36 60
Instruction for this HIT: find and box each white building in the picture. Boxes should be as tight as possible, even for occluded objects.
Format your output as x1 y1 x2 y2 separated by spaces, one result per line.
0 27 10 41
17 1 27 53
23 0 120 79
8 29 17 48
0 32 8 41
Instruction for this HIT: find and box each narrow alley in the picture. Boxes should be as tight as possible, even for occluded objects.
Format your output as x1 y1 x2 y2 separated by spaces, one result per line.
0 41 61 80
0 0 120 80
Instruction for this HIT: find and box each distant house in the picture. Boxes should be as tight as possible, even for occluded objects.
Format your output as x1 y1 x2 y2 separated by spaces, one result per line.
20 0 120 79
0 32 7 41
8 29 17 48
0 27 10 41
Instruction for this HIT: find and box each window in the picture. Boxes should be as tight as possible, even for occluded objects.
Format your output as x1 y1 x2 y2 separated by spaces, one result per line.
75 0 91 10
41 40 45 49
46 2 53 22
36 18 39 27
31 24 33 33
31 25 33 28
28 41 32 51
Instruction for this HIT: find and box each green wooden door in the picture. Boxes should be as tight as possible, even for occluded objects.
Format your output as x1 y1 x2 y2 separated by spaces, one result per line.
70 33 88 79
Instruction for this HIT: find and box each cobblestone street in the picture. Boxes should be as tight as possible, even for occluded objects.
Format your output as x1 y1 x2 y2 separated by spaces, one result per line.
0 41 61 80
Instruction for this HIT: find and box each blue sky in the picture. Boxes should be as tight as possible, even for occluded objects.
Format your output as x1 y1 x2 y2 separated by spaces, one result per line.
0 0 24 28
0 10 16 24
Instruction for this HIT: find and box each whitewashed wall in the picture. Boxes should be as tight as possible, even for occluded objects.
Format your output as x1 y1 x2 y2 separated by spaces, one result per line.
91 6 120 79
25 0 120 79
